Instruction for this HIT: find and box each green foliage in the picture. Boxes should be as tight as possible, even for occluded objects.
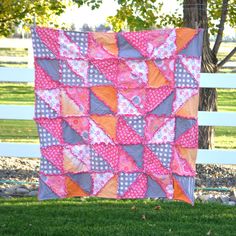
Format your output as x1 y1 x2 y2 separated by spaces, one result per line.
73 0 236 33
208 0 236 35
0 0 69 37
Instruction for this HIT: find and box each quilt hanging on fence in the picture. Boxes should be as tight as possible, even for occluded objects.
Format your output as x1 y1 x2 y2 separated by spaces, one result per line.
32 26 203 204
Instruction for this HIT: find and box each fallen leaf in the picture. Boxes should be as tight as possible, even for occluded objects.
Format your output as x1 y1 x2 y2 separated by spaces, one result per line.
207 230 211 235
154 205 161 210
169 229 172 232
142 214 146 220
131 205 136 211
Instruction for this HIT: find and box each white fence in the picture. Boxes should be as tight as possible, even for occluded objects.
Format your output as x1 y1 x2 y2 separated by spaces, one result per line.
0 67 236 164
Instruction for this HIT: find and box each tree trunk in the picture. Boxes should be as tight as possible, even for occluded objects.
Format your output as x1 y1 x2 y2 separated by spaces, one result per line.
183 0 217 149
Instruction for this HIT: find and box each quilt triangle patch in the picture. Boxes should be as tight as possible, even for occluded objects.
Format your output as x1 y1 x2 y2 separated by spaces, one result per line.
65 176 88 197
122 145 143 169
174 60 198 88
90 120 113 144
37 125 60 147
61 90 84 116
97 175 118 198
59 31 81 58
144 147 169 177
151 92 174 116
173 174 195 204
31 28 55 58
35 95 58 118
146 86 173 113
67 59 88 79
93 173 114 195
175 117 196 140
37 59 60 82
146 176 166 198
36 89 60 113
38 177 59 200
147 144 172 170
36 27 60 56
147 60 170 88
123 174 147 198
92 144 118 170
171 147 195 176
173 88 198 113
41 146 63 172
176 94 198 118
90 86 117 114
60 61 85 86
62 120 85 144
149 118 175 144
67 173 92 194
91 148 113 171
35 61 59 90
117 117 143 144
123 116 145 137
91 115 117 140
175 28 197 52
40 158 61 175
117 33 143 58
63 147 90 173
118 93 140 115
176 146 197 171
175 123 198 148
118 172 139 196
88 63 113 85
90 59 117 84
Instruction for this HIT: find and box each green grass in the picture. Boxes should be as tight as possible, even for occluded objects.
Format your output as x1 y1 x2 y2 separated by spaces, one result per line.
217 89 236 111
0 197 235 236
0 83 34 105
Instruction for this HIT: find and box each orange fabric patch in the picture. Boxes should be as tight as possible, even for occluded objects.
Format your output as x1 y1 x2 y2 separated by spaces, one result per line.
97 175 118 198
177 146 197 170
65 176 88 197
176 94 199 117
61 90 81 116
173 177 191 204
93 32 118 57
147 60 169 87
91 115 117 140
91 86 117 113
176 28 197 52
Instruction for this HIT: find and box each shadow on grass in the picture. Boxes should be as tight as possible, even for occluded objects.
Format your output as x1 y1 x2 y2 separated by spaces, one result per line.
0 197 235 236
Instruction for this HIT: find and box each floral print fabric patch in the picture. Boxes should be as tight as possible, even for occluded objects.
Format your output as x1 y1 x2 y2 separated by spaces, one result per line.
32 27 203 204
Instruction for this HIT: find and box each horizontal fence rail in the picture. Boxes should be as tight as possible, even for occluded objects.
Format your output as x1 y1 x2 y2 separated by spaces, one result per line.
0 68 236 164
1 68 236 88
1 105 236 126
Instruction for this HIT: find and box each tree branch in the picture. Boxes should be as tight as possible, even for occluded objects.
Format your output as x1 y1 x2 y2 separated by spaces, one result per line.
212 0 229 56
217 47 236 69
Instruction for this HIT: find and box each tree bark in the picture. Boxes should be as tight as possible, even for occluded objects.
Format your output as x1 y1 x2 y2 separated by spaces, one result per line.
183 0 218 149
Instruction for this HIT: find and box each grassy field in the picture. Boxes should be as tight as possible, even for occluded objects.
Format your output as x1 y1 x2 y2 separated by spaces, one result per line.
0 197 235 236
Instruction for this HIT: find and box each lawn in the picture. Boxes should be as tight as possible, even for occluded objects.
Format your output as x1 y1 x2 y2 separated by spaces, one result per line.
0 197 235 236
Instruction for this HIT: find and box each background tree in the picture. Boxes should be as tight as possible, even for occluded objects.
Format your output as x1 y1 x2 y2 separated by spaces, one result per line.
0 0 70 37
75 0 236 149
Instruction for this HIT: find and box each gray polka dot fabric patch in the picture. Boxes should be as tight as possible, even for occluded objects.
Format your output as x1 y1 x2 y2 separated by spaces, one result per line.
147 143 172 169
123 116 145 136
174 60 198 88
65 31 88 56
60 61 85 86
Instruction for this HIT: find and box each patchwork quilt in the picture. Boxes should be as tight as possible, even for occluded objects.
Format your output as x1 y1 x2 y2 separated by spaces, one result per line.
32 27 203 204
